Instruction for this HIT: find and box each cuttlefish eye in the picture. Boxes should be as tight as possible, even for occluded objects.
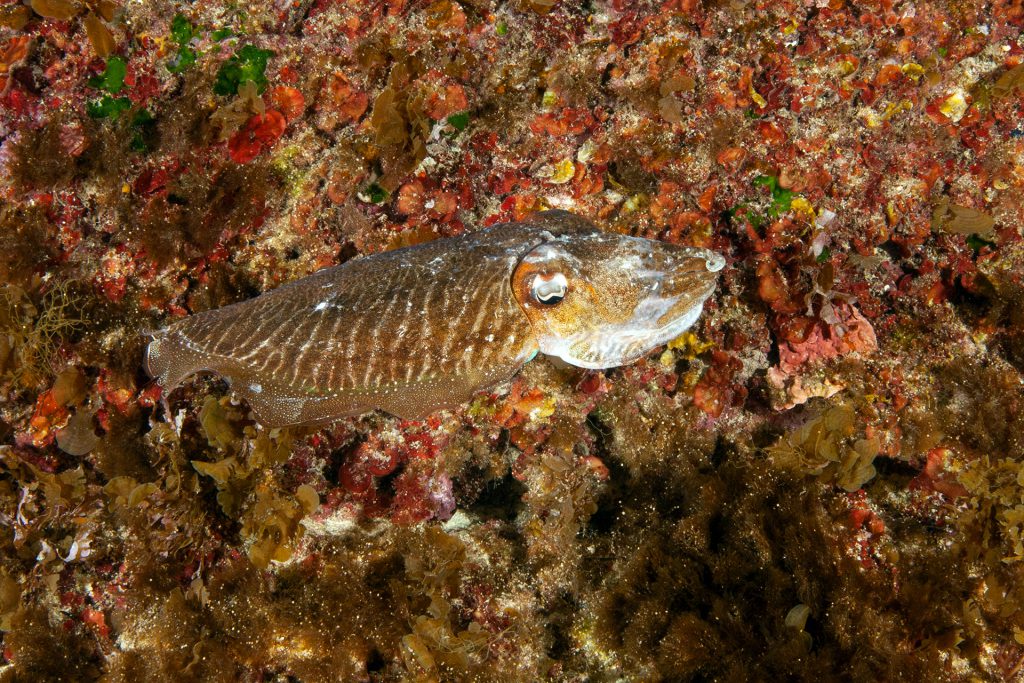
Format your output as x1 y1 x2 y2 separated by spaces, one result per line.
531 272 568 305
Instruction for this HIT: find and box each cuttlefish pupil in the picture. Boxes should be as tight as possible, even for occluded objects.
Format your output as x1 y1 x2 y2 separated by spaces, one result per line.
532 273 568 305
145 210 725 427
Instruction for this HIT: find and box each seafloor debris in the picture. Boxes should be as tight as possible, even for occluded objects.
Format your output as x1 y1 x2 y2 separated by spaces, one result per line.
1 1 1023 680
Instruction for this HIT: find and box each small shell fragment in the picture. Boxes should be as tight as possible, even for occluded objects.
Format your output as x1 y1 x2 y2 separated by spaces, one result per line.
785 604 812 631
56 411 99 456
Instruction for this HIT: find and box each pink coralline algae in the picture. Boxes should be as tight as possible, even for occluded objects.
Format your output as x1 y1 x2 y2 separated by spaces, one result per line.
391 463 456 524
766 299 878 410
334 424 458 523
776 301 879 376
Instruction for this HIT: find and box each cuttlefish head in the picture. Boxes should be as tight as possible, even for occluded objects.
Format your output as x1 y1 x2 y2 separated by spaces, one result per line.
511 230 725 369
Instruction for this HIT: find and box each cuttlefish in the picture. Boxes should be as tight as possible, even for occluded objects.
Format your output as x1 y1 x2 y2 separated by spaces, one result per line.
146 210 725 427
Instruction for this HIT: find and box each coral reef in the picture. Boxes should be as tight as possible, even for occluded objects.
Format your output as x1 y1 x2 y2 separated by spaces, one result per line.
1 0 1024 680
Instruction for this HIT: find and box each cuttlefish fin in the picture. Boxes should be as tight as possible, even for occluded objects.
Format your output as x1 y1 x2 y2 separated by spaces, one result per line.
235 368 509 427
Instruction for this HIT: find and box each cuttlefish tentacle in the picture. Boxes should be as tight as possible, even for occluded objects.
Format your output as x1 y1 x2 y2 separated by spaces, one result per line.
146 210 724 427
